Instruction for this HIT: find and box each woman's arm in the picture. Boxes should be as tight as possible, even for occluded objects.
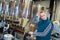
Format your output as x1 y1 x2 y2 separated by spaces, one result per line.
33 23 52 37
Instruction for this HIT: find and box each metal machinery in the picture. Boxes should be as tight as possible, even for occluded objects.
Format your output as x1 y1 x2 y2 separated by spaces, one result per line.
0 0 33 40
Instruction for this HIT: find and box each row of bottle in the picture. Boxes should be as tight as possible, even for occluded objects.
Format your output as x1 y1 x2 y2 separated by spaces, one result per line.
0 0 22 19
0 0 32 19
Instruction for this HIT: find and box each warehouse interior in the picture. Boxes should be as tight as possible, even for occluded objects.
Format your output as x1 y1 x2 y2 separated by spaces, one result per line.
0 0 60 40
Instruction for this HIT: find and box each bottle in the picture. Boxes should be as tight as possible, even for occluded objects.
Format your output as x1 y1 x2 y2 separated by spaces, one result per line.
5 2 9 16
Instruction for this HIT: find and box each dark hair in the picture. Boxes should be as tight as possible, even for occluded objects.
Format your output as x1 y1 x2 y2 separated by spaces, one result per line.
40 6 47 13
41 7 45 10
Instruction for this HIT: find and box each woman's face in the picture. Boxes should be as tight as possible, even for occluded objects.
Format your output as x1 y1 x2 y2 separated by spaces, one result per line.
40 12 47 20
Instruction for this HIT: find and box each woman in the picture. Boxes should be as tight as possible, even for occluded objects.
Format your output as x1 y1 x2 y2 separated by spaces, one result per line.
29 6 53 40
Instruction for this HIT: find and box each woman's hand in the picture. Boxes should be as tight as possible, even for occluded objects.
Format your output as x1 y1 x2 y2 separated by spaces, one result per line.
28 31 33 35
36 12 40 16
28 32 34 37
